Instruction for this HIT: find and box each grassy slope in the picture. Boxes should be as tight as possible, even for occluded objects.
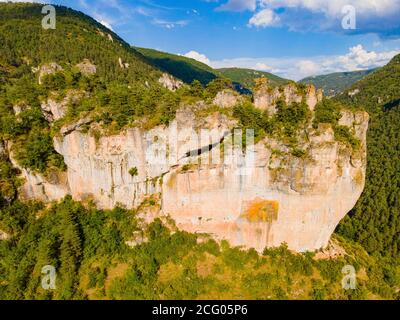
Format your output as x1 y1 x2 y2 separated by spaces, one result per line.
300 69 377 96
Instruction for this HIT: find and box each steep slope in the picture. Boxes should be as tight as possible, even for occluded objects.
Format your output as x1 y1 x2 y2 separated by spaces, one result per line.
218 67 288 89
0 3 161 84
335 54 400 258
300 69 377 96
135 47 218 86
135 48 288 92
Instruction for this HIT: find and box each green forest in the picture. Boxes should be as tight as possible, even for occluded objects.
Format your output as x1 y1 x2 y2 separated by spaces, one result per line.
335 54 400 260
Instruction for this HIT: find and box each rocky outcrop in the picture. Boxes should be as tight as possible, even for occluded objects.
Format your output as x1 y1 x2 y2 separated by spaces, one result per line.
75 59 97 76
12 103 30 115
158 73 183 92
41 90 85 122
7 144 70 203
14 97 369 252
213 89 242 108
0 230 10 241
37 62 63 85
118 57 130 69
161 110 368 252
254 81 322 114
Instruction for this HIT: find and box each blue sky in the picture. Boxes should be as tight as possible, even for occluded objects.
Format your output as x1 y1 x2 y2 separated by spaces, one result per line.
6 0 400 79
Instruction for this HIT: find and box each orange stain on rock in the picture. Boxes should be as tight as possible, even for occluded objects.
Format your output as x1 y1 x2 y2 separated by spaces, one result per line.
241 198 279 223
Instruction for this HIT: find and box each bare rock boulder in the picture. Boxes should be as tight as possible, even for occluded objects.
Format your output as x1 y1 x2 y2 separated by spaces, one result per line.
76 59 97 76
159 73 183 91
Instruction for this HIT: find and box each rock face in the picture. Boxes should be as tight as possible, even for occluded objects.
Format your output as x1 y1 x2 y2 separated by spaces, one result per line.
254 81 323 114
213 90 242 108
37 62 63 85
158 73 183 91
41 90 85 122
13 94 369 253
0 230 10 241
75 59 97 76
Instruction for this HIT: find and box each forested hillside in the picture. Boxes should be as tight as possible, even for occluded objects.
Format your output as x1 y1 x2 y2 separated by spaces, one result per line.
335 54 400 259
135 47 218 86
136 48 288 91
300 69 376 96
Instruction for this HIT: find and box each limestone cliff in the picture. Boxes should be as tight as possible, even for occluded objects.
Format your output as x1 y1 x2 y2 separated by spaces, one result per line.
10 86 369 253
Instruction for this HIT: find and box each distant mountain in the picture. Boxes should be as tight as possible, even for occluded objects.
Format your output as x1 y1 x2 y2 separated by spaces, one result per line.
217 67 288 89
135 47 218 86
300 69 377 96
135 48 288 92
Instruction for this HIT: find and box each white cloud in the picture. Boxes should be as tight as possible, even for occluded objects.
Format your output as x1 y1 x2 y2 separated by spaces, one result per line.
259 0 400 18
210 45 400 80
99 19 114 31
254 62 270 70
152 18 188 29
248 9 280 27
244 0 400 36
216 0 256 12
183 51 211 65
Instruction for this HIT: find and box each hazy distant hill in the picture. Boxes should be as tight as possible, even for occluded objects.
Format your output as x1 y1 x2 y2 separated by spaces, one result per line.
300 69 377 96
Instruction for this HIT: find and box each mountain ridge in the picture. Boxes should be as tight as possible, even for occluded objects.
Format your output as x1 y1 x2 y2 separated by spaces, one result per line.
300 69 377 96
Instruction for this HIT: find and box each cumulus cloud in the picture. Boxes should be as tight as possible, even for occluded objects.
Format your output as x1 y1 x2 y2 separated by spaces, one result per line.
252 0 400 37
248 9 280 27
216 0 256 12
213 0 398 37
254 62 271 70
183 51 211 65
99 19 114 31
210 45 400 80
259 0 399 18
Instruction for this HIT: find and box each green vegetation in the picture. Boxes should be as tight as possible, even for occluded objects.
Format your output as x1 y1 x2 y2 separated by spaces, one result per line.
135 47 289 92
335 54 400 259
313 99 361 150
135 47 218 86
233 99 312 145
0 197 398 300
300 69 377 96
0 2 399 300
128 167 138 177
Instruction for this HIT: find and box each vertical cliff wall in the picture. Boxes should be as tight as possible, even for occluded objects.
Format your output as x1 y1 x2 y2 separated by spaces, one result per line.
10 85 369 252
